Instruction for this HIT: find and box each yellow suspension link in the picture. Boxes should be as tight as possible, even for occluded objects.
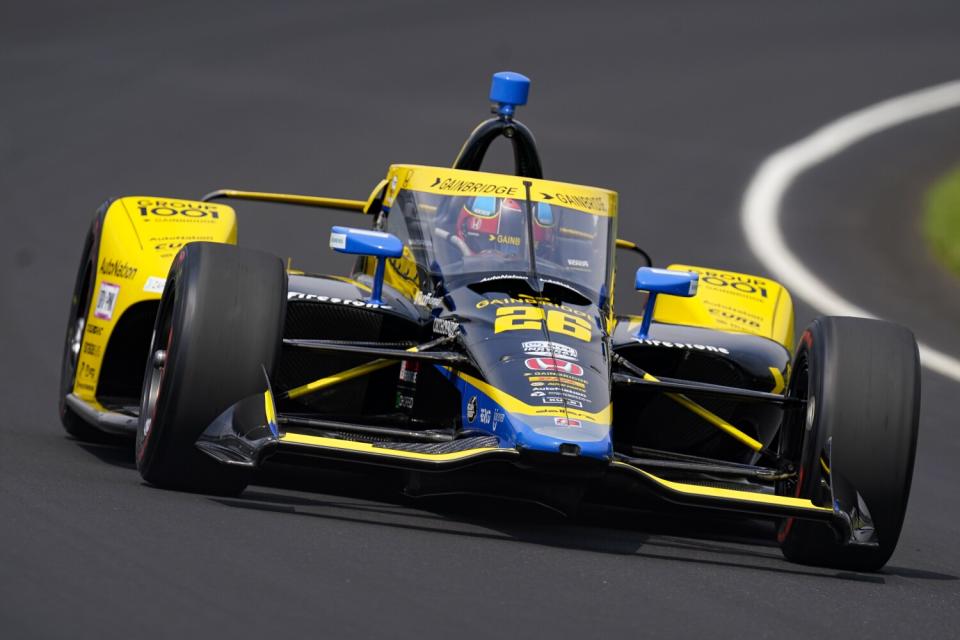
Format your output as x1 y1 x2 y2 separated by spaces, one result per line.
283 344 423 400
640 372 764 452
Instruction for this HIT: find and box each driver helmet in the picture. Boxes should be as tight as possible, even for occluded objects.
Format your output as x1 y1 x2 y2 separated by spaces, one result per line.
455 195 555 255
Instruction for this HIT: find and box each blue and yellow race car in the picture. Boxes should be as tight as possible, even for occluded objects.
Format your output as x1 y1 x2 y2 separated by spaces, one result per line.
59 72 920 571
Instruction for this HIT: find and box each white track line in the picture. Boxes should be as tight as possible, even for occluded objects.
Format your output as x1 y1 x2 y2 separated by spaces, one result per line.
741 79 960 382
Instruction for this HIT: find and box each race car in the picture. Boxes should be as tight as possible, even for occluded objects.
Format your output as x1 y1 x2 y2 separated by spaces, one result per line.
59 71 920 571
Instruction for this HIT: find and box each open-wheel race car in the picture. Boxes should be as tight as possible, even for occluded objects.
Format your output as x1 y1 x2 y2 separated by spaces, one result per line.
60 72 920 571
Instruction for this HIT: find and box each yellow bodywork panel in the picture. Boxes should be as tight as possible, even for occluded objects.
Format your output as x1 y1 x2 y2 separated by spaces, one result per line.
379 245 421 301
651 264 795 351
73 196 237 408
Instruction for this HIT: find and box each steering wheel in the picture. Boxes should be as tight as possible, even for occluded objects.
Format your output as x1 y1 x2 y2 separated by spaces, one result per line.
435 228 474 258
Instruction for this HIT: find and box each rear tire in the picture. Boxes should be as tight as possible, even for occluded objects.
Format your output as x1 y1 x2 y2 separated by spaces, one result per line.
777 316 920 571
135 242 286 495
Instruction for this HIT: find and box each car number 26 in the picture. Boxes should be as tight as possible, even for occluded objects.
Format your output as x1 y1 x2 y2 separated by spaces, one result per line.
493 306 591 342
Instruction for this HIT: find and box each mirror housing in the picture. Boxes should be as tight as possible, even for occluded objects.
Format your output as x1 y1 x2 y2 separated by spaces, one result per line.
634 267 699 340
329 226 403 305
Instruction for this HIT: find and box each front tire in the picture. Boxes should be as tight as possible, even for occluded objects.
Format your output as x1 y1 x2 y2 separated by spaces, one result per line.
59 209 120 442
777 316 920 571
136 242 286 495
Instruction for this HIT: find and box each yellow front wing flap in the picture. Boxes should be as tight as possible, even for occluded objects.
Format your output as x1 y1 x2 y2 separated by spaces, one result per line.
611 461 832 514
279 431 514 463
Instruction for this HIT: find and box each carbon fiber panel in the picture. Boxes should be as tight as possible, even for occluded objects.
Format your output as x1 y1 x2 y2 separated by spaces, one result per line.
276 301 419 415
375 435 500 454
283 301 385 340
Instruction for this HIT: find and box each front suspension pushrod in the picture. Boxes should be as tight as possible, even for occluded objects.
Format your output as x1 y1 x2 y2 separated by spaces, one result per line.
612 353 764 453
279 336 455 401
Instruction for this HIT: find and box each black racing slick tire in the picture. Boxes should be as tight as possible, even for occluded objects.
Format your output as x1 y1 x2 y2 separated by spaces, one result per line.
136 242 286 495
777 316 920 571
58 206 120 443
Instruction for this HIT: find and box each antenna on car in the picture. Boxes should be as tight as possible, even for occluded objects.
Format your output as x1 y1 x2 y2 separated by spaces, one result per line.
452 71 544 178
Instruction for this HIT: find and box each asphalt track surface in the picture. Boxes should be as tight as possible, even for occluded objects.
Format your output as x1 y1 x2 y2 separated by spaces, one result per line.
2 2 960 637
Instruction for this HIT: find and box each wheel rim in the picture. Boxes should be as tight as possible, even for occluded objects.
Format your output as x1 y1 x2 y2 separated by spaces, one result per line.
68 316 85 369
139 347 165 453
137 285 175 463
777 354 809 497
776 353 809 543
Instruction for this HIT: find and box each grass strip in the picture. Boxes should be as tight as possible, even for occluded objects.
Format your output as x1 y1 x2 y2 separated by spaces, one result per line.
924 165 960 276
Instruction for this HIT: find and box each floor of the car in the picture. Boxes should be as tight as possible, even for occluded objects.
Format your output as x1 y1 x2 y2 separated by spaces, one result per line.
97 396 139 417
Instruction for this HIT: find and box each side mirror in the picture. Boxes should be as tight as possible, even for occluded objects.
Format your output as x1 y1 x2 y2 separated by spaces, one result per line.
330 226 403 305
634 267 699 340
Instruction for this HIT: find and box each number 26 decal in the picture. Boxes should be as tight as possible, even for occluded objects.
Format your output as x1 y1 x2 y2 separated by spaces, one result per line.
493 306 592 342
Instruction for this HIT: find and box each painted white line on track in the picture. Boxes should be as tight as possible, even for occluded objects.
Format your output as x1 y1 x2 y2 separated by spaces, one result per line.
741 79 960 382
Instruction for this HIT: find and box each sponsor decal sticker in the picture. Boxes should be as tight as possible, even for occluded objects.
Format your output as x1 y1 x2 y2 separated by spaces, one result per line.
635 339 730 355
94 282 120 320
395 393 414 410
136 199 224 222
151 235 215 254
436 178 519 196
690 268 770 298
466 396 477 423
540 191 609 214
704 301 763 329
480 274 528 283
329 232 347 250
99 258 138 280
287 292 391 310
489 234 520 246
414 291 444 308
398 360 419 383
433 317 460 337
524 358 584 376
527 375 586 389
521 341 578 360
476 296 588 316
554 418 582 428
143 276 166 294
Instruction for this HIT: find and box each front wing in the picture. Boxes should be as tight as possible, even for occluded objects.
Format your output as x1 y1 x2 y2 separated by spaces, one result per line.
194 389 872 546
